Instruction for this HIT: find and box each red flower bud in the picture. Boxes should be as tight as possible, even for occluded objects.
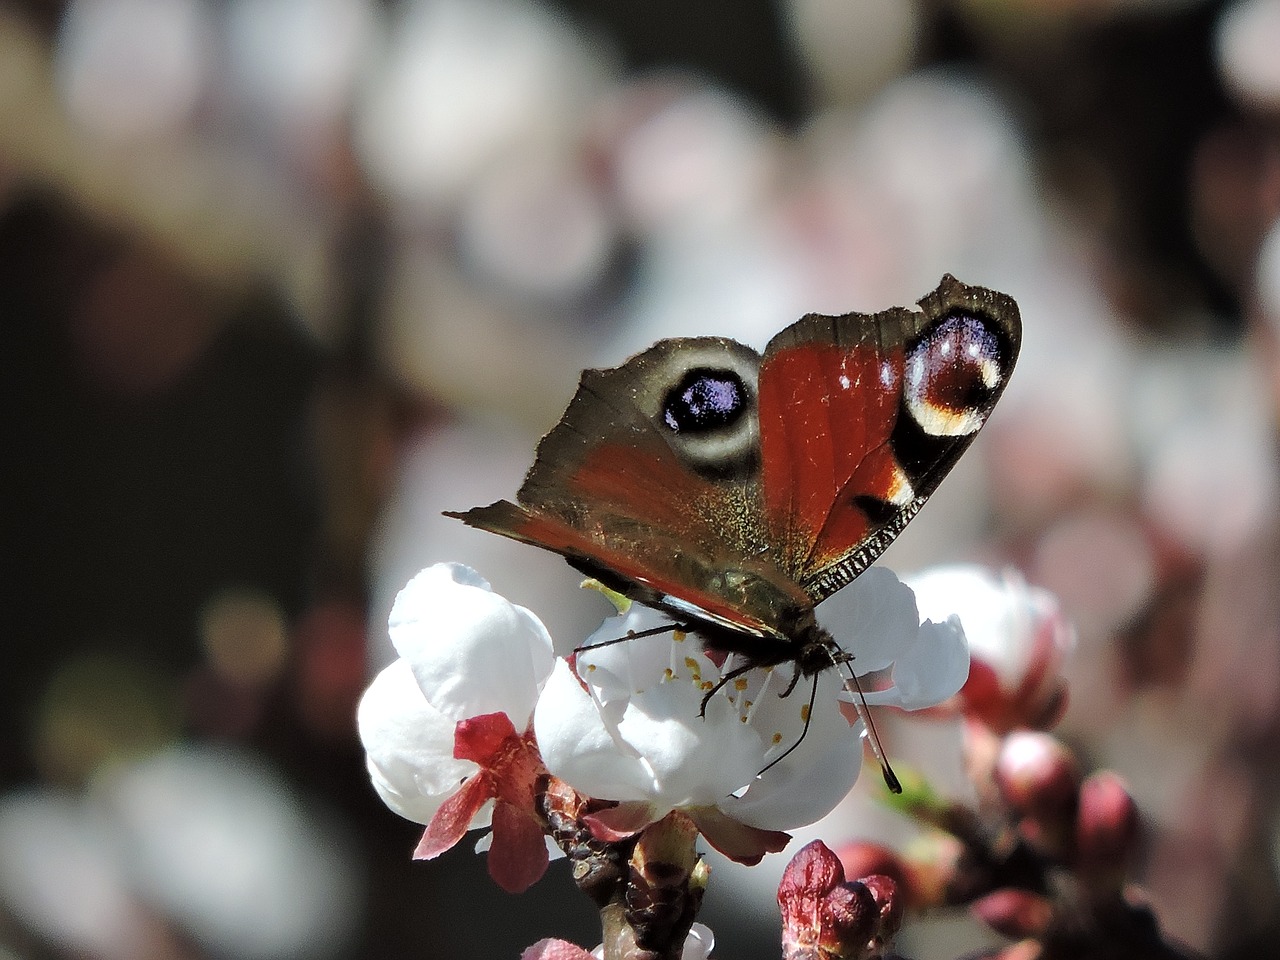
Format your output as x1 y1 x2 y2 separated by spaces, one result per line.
860 874 904 945
779 841 881 960
835 843 911 906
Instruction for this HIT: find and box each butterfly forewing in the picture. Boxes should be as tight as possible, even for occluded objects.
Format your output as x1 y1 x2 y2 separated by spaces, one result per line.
758 274 1021 603
757 306 916 582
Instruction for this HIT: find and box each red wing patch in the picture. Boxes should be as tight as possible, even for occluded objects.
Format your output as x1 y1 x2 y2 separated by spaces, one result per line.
757 341 908 579
564 442 738 552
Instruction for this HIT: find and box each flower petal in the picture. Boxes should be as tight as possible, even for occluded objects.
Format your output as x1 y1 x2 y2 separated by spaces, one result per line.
522 940 595 960
357 659 477 825
686 806 790 865
576 606 688 704
583 801 660 841
454 712 520 765
389 563 554 728
535 660 661 801
682 923 715 960
535 923 714 960
908 565 1073 688
725 673 865 830
611 680 765 805
859 616 969 710
817 566 920 673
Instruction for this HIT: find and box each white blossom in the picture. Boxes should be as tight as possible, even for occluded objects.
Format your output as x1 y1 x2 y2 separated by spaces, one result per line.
357 563 555 826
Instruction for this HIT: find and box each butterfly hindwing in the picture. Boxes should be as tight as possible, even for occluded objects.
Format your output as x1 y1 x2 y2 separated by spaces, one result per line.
447 337 814 640
451 499 793 639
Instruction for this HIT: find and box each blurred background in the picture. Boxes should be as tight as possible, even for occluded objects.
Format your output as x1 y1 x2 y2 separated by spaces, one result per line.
2 0 1280 957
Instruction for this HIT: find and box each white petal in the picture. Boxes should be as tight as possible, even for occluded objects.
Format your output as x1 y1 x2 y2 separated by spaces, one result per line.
576 606 684 704
817 566 920 672
534 660 659 801
612 681 764 805
589 923 714 960
859 616 969 710
389 563 554 728
727 730 863 831
907 565 1023 682
549 623 877 827
356 659 479 825
724 672 863 830
683 923 715 960
577 623 769 803
538 655 767 809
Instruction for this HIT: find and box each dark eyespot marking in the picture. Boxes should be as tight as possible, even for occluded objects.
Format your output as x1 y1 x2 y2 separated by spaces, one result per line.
663 369 747 434
905 313 1005 437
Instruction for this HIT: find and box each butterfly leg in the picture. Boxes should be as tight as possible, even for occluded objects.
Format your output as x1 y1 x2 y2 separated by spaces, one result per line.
779 661 805 698
574 621 683 653
699 652 809 716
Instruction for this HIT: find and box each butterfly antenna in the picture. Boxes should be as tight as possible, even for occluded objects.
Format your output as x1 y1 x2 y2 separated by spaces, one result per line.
842 667 902 794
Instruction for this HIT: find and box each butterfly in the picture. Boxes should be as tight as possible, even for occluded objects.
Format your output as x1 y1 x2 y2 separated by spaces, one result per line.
447 275 1020 765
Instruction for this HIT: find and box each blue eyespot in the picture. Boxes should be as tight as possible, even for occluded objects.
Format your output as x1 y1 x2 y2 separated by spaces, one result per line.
663 370 747 433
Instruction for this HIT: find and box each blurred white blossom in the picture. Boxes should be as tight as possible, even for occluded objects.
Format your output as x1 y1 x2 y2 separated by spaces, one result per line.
357 0 610 215
1216 0 1280 109
56 0 212 140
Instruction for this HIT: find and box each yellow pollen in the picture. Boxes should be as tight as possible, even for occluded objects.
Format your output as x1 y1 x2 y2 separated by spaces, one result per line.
800 704 811 723
734 678 749 691
740 715 749 723
684 657 699 671
701 680 715 690
663 668 674 679
586 663 596 672
772 732 783 744
673 630 687 642
744 699 753 710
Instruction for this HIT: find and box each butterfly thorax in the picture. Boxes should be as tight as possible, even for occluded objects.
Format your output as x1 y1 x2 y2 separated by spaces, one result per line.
691 608 845 680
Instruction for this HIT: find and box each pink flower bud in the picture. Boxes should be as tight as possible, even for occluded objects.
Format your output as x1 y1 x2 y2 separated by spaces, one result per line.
1075 771 1139 884
994 731 1080 820
994 732 1082 860
521 939 594 960
991 941 1046 960
971 888 1054 939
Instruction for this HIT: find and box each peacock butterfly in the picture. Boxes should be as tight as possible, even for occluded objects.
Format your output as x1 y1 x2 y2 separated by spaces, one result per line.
447 275 1020 718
